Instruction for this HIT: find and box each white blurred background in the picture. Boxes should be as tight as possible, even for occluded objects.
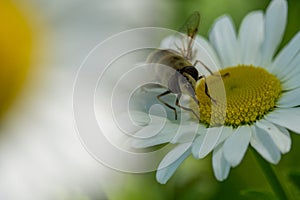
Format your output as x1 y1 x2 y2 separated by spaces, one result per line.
0 0 174 199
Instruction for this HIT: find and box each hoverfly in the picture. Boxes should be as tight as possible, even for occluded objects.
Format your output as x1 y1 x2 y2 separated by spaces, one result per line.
147 11 218 120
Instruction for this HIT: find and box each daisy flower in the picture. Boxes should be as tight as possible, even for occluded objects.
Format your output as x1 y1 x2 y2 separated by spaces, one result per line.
130 0 300 184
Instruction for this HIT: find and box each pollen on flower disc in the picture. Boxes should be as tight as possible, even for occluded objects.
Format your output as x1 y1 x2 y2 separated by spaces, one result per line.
195 65 282 127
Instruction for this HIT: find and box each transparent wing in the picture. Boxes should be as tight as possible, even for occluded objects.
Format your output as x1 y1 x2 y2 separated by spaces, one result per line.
167 11 200 61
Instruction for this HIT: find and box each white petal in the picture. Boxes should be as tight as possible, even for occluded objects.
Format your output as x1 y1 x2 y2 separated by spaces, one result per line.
170 123 205 144
212 145 230 181
160 35 176 49
238 11 264 66
192 127 223 159
209 15 239 68
117 111 150 133
270 31 300 77
261 0 287 67
251 125 281 164
194 36 222 72
256 119 291 153
130 87 177 119
223 126 251 167
215 126 234 147
156 143 191 184
130 123 177 148
265 107 300 134
281 53 300 90
275 124 292 152
277 87 300 108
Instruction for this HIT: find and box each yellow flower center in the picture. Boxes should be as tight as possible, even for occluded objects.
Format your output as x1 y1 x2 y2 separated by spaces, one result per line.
0 1 34 118
195 65 282 127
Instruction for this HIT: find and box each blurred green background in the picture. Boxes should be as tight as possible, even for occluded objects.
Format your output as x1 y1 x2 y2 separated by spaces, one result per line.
106 0 300 200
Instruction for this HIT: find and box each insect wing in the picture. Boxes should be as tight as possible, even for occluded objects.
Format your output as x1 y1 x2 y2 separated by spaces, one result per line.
167 11 200 61
179 11 200 38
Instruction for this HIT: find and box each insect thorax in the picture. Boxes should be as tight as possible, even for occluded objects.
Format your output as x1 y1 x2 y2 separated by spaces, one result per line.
147 49 192 70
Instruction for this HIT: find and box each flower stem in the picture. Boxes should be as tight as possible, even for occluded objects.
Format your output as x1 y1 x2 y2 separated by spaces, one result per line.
251 148 289 200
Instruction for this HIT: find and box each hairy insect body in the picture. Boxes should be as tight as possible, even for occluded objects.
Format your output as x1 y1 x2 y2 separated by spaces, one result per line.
145 11 215 120
147 49 197 96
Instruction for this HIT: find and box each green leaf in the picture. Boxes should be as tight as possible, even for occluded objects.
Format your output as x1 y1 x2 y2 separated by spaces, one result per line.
240 190 277 200
288 171 300 191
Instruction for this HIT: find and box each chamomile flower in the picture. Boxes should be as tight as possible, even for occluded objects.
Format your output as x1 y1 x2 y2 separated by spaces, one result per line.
130 0 300 183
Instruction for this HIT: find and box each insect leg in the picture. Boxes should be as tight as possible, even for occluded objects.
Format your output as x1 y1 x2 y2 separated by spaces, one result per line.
174 43 184 56
175 94 200 120
194 60 214 75
198 75 217 104
194 60 230 78
186 36 195 60
157 90 178 120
